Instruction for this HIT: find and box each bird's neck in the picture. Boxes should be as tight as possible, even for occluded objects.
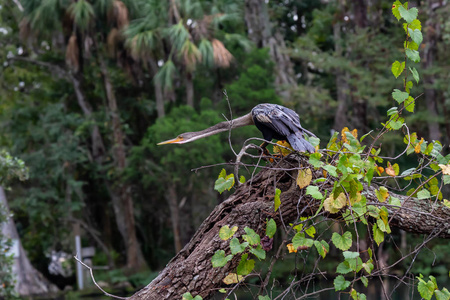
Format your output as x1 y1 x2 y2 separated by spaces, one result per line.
187 113 254 142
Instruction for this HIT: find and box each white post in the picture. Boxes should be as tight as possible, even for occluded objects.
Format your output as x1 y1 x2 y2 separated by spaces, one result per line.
75 223 84 290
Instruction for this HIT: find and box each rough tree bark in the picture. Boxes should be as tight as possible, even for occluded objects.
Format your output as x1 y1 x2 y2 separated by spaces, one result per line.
129 156 450 300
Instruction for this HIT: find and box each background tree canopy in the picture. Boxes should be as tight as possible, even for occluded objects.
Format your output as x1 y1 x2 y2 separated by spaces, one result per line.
0 0 449 299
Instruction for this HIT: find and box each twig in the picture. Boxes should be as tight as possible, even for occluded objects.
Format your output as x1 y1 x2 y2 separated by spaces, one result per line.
74 254 128 300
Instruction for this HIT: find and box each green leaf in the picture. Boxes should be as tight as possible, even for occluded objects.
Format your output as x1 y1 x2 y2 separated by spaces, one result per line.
392 1 402 20
258 296 271 300
323 164 338 177
409 67 420 83
334 275 351 291
391 61 405 78
237 253 255 275
362 261 374 274
230 238 248 255
392 89 409 104
443 175 450 185
418 279 435 300
332 231 353 251
387 107 398 116
182 292 203 300
408 28 423 45
314 240 329 258
266 218 276 238
389 196 401 208
306 185 324 200
274 188 281 212
399 6 418 23
214 174 234 194
243 227 260 245
406 49 420 63
404 96 415 112
373 223 385 246
417 189 431 200
305 225 316 238
336 261 352 274
292 232 314 249
249 245 266 260
239 175 246 184
219 225 238 240
211 250 232 267
343 251 359 260
308 152 324 168
361 276 368 288
435 288 450 300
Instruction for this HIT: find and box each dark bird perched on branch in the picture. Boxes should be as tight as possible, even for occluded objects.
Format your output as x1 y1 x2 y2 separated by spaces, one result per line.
158 103 316 153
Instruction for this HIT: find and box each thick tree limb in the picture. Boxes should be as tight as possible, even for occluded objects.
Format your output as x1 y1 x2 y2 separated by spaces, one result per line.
130 156 450 300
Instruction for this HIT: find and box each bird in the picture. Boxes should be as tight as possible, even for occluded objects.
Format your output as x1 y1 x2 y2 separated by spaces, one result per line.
157 103 316 153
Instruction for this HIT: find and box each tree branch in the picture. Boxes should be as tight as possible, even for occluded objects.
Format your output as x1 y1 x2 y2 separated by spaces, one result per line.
129 156 450 300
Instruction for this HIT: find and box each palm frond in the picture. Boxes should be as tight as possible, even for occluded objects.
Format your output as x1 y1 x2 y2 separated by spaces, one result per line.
126 30 160 61
65 34 79 72
154 60 177 91
224 33 253 52
67 0 95 31
177 0 203 20
113 0 129 29
211 38 232 68
28 0 62 32
107 28 120 57
94 0 113 16
180 39 202 71
166 21 189 51
198 39 214 67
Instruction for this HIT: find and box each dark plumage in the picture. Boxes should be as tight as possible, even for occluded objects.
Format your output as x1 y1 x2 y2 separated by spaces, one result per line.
251 104 316 153
158 103 316 153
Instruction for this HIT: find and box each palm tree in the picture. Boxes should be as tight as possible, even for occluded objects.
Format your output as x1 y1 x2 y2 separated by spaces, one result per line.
19 0 148 271
125 0 243 109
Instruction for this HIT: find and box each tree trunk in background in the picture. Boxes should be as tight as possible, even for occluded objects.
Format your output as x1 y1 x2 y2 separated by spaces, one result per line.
333 21 349 131
0 187 59 296
185 71 194 107
69 73 106 161
99 55 147 270
423 2 441 141
166 186 182 253
148 59 165 118
129 156 450 300
244 0 296 99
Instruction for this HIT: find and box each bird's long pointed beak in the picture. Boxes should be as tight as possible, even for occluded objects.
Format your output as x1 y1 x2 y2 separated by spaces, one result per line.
157 137 184 145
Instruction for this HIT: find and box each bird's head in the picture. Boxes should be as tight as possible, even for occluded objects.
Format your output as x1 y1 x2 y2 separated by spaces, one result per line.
157 132 201 145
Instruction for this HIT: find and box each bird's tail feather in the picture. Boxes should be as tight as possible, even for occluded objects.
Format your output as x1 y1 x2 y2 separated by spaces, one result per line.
287 133 315 153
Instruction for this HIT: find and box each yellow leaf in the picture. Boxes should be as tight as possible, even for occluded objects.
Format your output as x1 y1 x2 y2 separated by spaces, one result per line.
439 164 450 175
341 127 350 144
287 243 297 253
376 187 389 202
414 137 424 153
350 128 358 139
377 166 384 175
322 170 328 178
297 168 312 189
273 141 293 156
324 193 347 213
385 162 395 176
222 273 243 285
350 192 362 205
443 199 450 209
